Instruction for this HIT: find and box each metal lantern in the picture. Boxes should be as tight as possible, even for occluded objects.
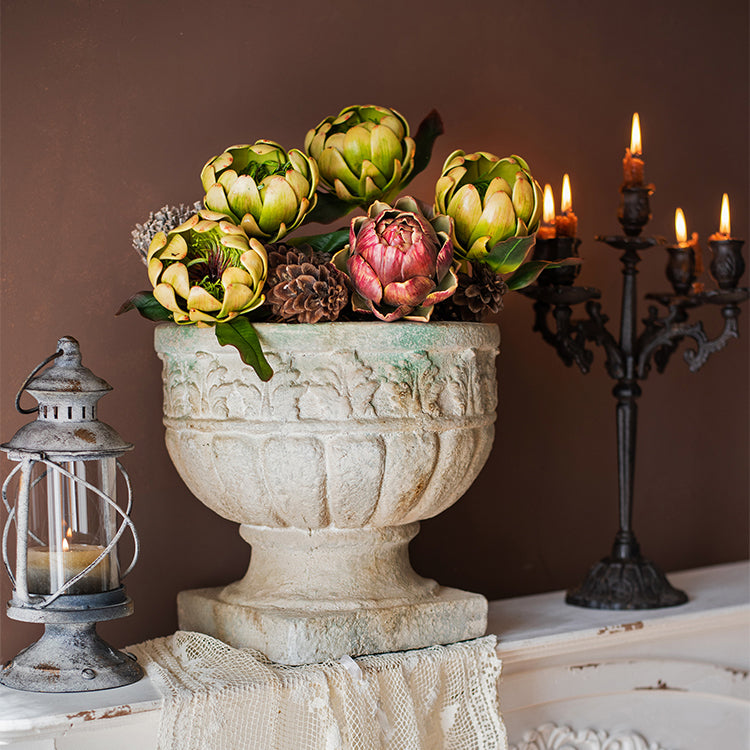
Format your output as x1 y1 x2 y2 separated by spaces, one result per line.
1 336 143 692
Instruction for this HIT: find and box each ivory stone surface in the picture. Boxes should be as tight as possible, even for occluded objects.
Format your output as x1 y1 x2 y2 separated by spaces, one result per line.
155 321 500 664
177 585 489 665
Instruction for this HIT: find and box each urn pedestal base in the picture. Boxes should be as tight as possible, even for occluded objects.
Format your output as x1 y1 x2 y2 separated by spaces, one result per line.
177 585 488 666
176 523 488 665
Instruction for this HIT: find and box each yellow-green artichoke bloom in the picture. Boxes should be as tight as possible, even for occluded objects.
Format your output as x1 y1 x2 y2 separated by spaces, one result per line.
147 210 267 325
435 151 543 260
305 105 416 206
201 141 318 242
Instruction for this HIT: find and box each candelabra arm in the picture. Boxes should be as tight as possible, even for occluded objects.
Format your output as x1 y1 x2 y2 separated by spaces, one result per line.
531 299 562 349
683 304 741 372
584 300 625 379
531 300 595 373
525 287 625 376
636 303 690 378
637 300 744 377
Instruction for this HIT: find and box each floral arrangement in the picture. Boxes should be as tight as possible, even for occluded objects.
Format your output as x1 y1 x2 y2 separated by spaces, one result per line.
121 105 576 379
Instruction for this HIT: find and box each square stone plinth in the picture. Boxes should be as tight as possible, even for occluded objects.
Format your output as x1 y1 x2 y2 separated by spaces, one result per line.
177 586 488 665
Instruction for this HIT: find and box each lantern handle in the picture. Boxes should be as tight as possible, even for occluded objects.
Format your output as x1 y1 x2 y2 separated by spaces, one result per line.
14 350 63 414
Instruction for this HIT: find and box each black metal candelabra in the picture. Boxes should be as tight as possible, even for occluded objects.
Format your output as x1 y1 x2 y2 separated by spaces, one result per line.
524 185 748 610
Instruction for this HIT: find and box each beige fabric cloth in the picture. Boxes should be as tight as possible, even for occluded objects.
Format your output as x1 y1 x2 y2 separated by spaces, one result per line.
130 631 506 750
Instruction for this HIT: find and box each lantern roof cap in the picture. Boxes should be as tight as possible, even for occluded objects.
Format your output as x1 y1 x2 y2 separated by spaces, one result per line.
26 337 112 395
1 336 132 458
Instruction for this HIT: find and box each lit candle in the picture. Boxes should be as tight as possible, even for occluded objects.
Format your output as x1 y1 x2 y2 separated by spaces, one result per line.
671 207 702 282
537 183 556 239
674 207 687 244
622 113 644 187
674 207 699 250
707 193 745 290
27 531 111 595
710 193 732 240
555 174 578 237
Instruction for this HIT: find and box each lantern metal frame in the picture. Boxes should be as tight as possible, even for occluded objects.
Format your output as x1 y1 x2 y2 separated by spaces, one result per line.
0 337 143 692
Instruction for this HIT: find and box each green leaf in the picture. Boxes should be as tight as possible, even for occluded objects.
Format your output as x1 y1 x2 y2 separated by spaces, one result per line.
480 235 537 274
505 258 582 290
116 291 174 321
215 318 273 381
300 191 356 225
288 228 350 255
401 109 444 189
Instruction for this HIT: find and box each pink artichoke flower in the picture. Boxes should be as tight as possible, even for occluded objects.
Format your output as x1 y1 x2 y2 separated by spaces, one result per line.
333 196 458 321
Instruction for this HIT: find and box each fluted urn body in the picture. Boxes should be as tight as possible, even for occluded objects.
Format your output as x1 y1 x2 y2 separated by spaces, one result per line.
155 321 499 664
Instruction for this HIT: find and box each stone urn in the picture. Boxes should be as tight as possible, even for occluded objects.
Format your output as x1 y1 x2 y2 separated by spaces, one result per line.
155 321 499 664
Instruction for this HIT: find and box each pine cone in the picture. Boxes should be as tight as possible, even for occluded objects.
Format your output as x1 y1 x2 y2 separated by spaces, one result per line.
435 263 506 322
267 260 350 324
266 242 332 276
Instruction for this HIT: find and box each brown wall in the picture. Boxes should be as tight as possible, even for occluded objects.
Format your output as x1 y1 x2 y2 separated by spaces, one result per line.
1 0 747 660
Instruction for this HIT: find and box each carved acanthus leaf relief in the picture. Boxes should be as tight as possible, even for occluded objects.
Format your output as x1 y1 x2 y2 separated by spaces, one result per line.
163 346 497 422
509 723 669 750
204 352 305 421
299 351 378 420
378 351 444 417
162 352 234 419
251 352 304 420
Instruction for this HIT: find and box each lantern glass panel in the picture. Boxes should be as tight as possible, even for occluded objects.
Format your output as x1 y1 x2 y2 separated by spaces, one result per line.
25 457 120 595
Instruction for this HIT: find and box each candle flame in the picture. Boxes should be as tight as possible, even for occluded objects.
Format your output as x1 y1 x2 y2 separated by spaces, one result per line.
630 113 642 155
675 208 687 244
720 193 731 236
543 184 555 223
61 522 72 551
561 174 572 213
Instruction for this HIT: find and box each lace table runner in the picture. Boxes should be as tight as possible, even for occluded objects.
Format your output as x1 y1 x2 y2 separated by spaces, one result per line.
130 631 506 750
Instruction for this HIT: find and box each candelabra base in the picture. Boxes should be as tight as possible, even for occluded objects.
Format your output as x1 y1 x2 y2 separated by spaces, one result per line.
565 555 688 610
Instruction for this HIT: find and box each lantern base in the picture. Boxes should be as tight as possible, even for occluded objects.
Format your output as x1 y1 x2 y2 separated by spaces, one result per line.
0 621 143 693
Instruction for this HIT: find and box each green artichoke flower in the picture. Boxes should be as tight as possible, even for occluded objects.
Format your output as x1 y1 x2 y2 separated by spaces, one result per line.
305 105 416 206
147 210 267 325
201 141 318 242
435 151 543 260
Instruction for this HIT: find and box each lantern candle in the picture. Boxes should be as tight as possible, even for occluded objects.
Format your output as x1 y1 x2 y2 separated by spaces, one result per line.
555 174 578 238
622 113 644 188
27 537 112 596
537 184 556 239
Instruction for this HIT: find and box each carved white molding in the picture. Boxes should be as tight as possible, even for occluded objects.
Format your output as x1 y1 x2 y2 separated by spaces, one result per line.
510 723 669 750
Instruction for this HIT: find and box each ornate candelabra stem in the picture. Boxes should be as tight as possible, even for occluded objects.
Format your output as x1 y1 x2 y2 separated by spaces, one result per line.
612 248 641 561
613 381 639 559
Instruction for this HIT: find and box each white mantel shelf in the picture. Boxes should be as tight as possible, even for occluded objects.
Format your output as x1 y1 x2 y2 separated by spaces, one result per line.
0 560 747 748
490 560 750 667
